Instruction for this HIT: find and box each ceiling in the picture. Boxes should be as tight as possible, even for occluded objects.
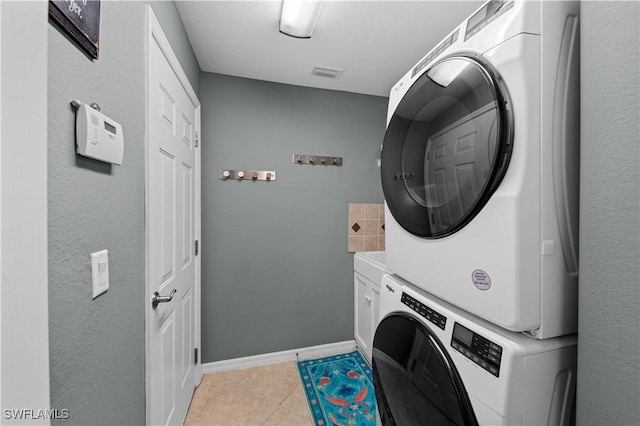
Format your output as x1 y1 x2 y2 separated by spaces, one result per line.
175 1 484 97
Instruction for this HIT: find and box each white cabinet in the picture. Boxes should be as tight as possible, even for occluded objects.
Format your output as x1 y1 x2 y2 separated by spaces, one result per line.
354 271 380 362
353 252 387 363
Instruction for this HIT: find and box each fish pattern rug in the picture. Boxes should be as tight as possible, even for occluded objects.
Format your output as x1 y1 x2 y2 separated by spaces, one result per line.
297 350 377 426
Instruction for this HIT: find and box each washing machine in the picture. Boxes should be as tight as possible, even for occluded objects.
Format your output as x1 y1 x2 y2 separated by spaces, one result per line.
381 0 580 339
373 274 577 425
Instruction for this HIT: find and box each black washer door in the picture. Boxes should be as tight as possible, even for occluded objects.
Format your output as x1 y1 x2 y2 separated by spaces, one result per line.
372 314 478 426
381 56 513 238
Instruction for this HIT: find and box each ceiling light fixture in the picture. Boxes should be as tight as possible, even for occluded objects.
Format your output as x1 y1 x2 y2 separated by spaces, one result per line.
279 0 324 39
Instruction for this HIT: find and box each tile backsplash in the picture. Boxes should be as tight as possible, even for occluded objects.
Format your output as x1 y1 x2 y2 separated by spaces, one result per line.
348 203 385 252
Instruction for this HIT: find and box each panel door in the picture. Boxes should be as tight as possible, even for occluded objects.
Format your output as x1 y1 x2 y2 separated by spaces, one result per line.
355 273 373 359
148 27 198 426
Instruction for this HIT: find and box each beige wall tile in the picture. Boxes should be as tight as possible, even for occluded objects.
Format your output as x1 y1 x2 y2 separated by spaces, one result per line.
349 219 363 236
348 203 385 252
348 203 364 220
363 219 379 236
348 236 363 253
363 236 379 251
364 203 379 220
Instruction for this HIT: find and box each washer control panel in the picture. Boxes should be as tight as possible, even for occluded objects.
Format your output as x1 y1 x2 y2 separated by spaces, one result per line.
411 28 459 78
464 0 514 41
451 322 502 377
401 292 447 330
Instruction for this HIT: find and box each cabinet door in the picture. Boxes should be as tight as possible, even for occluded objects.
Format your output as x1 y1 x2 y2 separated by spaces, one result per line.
370 283 380 337
354 273 372 357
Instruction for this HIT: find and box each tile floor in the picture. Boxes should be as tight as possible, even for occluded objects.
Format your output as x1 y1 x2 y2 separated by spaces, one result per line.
184 361 313 425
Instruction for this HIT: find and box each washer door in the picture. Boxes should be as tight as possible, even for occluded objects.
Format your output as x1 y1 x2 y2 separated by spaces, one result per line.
372 313 478 426
382 56 513 238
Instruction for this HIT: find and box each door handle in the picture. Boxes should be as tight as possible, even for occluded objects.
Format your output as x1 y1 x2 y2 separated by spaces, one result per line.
152 289 177 309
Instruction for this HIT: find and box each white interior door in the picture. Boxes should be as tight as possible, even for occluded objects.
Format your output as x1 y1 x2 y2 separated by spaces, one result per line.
145 7 201 426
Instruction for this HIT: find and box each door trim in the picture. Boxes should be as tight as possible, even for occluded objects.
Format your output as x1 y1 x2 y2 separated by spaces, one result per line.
144 6 202 423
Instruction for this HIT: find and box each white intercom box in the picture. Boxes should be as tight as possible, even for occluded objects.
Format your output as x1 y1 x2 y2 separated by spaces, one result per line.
74 102 124 165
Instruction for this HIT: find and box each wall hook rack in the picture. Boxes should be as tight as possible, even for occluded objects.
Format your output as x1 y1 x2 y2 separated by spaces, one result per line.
218 170 276 181
293 154 342 166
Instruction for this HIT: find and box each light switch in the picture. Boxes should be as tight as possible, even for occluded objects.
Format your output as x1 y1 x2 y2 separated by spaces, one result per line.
91 250 109 299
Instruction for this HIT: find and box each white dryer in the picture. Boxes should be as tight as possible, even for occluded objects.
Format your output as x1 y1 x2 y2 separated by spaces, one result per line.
381 0 580 339
373 275 577 426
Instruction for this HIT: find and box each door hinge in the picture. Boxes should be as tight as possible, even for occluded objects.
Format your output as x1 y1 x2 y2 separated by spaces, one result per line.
195 130 199 148
194 348 199 365
195 240 199 256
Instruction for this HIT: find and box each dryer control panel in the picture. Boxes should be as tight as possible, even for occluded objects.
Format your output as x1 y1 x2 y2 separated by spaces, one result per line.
451 322 502 377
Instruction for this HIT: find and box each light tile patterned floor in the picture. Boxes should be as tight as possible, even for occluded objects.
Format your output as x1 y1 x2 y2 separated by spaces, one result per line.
184 361 313 425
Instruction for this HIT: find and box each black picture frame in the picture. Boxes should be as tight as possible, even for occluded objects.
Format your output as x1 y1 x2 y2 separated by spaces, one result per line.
49 0 101 59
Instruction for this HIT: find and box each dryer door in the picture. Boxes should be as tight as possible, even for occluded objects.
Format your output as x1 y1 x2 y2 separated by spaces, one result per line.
372 313 478 426
382 56 513 238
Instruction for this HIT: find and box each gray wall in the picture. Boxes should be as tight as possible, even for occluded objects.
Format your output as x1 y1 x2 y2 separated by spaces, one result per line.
200 73 387 362
577 2 640 425
47 1 199 424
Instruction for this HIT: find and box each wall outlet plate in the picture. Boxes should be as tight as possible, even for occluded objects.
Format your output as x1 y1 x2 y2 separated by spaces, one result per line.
91 250 109 299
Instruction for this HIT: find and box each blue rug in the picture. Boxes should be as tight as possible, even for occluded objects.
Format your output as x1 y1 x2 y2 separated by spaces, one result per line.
297 350 377 426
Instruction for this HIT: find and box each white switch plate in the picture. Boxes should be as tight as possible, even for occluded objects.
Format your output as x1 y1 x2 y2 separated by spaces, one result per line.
91 250 109 299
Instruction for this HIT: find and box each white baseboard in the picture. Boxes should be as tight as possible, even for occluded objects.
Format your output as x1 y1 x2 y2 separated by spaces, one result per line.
201 340 357 374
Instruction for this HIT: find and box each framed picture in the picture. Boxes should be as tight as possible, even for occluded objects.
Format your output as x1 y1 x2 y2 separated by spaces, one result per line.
49 0 101 59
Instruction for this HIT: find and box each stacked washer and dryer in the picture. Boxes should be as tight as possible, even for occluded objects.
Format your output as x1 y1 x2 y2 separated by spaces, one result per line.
372 1 580 425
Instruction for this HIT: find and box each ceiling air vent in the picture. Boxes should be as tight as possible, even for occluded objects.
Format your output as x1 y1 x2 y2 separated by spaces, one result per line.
311 65 344 79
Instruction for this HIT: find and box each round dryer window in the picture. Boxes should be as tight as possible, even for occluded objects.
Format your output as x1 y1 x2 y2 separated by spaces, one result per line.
381 56 513 238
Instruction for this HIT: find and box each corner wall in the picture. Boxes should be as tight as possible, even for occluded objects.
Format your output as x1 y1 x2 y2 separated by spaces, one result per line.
1 1 50 420
200 73 387 362
577 2 640 425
